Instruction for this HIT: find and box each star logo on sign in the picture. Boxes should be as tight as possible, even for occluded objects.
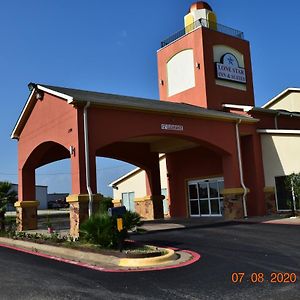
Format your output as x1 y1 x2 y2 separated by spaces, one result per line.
227 56 234 65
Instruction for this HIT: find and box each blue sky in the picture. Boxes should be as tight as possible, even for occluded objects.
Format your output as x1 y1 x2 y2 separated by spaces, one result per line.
1 1 300 196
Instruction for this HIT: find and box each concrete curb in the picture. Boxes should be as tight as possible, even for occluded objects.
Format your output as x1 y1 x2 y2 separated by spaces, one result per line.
118 248 176 267
0 237 118 267
0 237 191 271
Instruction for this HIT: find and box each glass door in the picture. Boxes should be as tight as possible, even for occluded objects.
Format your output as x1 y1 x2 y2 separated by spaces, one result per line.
188 178 224 216
188 183 200 216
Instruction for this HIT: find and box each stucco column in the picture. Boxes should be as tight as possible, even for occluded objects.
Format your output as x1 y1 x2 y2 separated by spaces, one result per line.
15 167 39 231
241 134 266 216
68 150 100 237
145 154 164 219
222 153 245 220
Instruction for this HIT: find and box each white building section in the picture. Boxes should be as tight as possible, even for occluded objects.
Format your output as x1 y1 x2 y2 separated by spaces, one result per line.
262 88 300 111
260 132 300 187
167 49 195 96
110 155 169 215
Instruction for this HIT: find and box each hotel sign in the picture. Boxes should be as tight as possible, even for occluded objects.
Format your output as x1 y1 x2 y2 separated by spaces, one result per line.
215 53 246 83
161 124 184 131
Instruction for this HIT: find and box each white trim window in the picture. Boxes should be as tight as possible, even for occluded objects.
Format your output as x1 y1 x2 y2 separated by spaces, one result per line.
122 192 135 212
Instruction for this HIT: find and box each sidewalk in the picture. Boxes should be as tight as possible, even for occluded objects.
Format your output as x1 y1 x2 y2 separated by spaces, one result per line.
16 213 299 238
139 215 300 233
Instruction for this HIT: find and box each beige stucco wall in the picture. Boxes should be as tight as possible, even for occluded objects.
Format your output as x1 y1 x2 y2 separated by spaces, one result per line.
160 157 168 193
112 157 169 200
261 133 300 186
267 92 300 111
113 170 147 200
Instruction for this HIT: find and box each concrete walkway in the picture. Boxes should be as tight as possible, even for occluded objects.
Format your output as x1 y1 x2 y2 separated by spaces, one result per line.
15 213 299 237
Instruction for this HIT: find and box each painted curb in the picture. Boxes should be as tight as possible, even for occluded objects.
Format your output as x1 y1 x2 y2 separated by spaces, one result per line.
0 237 119 267
118 248 176 267
0 237 199 271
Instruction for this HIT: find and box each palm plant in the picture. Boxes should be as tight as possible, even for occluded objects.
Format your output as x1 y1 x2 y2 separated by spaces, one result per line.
0 182 17 231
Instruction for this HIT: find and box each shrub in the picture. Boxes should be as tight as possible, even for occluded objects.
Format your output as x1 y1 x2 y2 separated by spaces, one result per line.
80 211 142 249
123 211 142 231
99 196 113 214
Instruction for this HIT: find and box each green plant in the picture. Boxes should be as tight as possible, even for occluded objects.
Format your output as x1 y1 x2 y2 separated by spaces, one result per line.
0 182 17 231
80 211 142 249
80 213 118 248
45 215 52 228
122 211 142 231
285 173 300 215
98 195 113 214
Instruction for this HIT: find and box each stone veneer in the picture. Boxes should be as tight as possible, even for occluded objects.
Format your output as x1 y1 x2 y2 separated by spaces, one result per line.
134 196 154 220
14 200 39 231
264 186 277 214
222 188 247 220
67 194 101 238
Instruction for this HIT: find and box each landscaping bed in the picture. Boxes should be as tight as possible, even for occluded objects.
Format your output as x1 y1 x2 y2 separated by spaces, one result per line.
0 231 166 259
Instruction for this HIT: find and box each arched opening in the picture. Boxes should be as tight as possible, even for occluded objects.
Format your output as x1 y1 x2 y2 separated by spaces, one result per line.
94 133 232 220
19 141 71 232
35 158 71 232
96 157 142 213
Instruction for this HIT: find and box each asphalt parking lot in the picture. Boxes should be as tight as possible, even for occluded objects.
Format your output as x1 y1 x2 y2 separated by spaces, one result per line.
0 221 299 299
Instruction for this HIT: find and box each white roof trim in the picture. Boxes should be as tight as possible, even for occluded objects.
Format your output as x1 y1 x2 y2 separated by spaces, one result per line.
37 85 74 103
262 88 300 108
109 154 166 187
11 85 75 139
222 103 253 112
11 88 36 139
109 167 141 187
257 129 300 135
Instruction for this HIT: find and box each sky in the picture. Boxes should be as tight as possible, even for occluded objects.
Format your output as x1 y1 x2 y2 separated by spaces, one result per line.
1 0 300 196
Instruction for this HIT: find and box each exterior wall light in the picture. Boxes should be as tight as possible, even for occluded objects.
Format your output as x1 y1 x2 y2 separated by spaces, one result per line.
36 91 44 100
69 146 75 156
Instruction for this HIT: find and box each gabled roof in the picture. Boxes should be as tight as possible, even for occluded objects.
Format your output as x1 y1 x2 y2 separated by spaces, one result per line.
11 83 258 139
262 88 300 108
109 167 142 187
109 155 165 187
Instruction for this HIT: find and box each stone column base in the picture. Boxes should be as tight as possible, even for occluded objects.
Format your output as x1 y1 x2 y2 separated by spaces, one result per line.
14 201 39 231
66 194 102 238
134 195 164 220
221 188 247 220
112 199 122 208
264 186 276 214
134 196 154 220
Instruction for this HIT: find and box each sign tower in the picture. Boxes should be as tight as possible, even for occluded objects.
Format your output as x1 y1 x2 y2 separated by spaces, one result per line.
157 1 255 110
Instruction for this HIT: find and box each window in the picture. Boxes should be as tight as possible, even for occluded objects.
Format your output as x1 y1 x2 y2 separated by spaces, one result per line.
122 192 135 212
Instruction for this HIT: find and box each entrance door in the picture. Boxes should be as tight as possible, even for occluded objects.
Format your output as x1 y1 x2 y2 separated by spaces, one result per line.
188 178 224 216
